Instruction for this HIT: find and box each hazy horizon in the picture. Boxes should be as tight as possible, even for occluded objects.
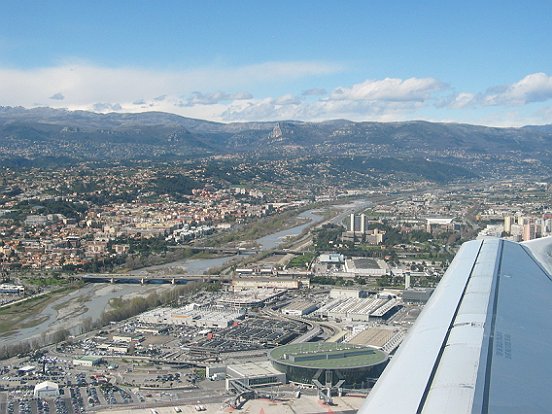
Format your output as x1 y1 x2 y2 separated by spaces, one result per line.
1 1 552 127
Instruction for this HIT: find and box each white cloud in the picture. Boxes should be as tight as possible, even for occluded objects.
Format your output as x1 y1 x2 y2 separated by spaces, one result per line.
445 92 477 109
273 94 301 105
482 72 552 105
49 92 65 100
302 88 327 96
179 91 253 107
3 62 551 125
442 73 552 111
329 77 445 102
221 93 428 122
93 102 122 112
220 77 446 122
0 60 342 112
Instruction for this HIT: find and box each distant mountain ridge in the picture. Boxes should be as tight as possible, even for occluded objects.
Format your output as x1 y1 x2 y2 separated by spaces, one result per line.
1 106 551 170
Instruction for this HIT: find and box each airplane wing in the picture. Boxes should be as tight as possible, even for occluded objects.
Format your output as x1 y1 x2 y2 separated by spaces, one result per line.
358 237 552 414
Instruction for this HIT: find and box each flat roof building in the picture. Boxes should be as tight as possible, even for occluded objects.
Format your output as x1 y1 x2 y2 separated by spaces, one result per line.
72 356 102 367
281 300 319 316
33 381 59 399
226 361 286 390
269 343 388 388
344 258 388 276
402 288 434 303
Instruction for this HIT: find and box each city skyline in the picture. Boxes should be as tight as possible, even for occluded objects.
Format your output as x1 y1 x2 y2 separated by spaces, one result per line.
1 1 552 126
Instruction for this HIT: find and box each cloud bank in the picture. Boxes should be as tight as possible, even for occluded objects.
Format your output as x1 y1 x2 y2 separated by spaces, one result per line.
0 61 551 126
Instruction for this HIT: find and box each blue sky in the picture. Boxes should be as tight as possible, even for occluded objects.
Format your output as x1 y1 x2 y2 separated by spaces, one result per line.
1 1 551 126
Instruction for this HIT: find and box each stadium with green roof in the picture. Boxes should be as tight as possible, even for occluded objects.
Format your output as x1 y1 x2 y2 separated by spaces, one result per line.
268 343 388 388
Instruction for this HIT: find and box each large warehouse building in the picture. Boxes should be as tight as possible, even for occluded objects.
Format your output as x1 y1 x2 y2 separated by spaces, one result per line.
268 343 388 388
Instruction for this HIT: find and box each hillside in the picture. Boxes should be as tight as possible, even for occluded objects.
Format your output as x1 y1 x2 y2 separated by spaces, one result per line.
0 107 551 178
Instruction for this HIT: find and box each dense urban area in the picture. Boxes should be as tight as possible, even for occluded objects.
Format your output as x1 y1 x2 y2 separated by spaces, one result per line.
1 146 551 414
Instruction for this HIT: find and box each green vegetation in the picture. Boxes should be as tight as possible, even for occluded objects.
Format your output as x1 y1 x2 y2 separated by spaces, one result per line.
150 173 200 196
288 252 315 268
200 207 308 247
0 281 219 360
269 342 387 368
26 276 69 287
6 198 88 222
313 224 344 250
330 156 477 184
311 276 354 287
100 282 212 324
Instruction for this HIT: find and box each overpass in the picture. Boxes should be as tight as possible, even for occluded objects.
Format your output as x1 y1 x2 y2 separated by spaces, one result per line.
80 273 231 285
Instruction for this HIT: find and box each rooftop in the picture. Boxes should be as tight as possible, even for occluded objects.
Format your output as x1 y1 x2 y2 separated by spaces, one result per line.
227 361 282 379
269 343 387 369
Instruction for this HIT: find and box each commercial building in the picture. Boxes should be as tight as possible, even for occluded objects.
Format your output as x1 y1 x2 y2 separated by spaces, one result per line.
319 254 345 265
269 343 388 388
72 356 102 367
425 217 456 235
344 258 389 276
33 381 60 399
341 214 385 244
0 284 25 294
138 306 245 328
112 334 143 343
219 288 287 307
232 277 309 290
17 365 35 375
225 361 286 390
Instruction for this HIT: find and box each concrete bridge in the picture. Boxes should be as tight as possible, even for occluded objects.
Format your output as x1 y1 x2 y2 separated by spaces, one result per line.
80 273 231 285
168 245 306 255
167 245 259 255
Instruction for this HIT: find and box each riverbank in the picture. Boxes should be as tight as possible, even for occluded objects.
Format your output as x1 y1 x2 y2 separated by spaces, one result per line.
0 285 78 335
0 283 171 351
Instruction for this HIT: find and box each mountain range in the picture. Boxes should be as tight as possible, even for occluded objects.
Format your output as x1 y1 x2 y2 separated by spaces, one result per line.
1 106 551 175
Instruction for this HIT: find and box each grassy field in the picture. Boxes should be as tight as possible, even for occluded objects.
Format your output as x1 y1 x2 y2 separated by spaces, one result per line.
287 252 316 268
25 277 69 287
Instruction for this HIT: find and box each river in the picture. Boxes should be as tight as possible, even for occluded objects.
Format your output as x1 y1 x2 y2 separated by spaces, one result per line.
130 208 325 275
4 208 326 347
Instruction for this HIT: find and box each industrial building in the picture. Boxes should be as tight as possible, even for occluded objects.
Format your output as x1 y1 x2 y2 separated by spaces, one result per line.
269 343 388 388
348 327 395 347
402 287 434 303
314 296 400 322
281 300 319 316
330 288 370 299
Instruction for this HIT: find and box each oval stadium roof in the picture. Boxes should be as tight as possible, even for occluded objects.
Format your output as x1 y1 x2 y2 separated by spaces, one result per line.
269 342 387 370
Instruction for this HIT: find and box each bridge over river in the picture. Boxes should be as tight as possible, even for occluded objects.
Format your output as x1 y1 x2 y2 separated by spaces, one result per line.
168 245 305 255
81 273 231 285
